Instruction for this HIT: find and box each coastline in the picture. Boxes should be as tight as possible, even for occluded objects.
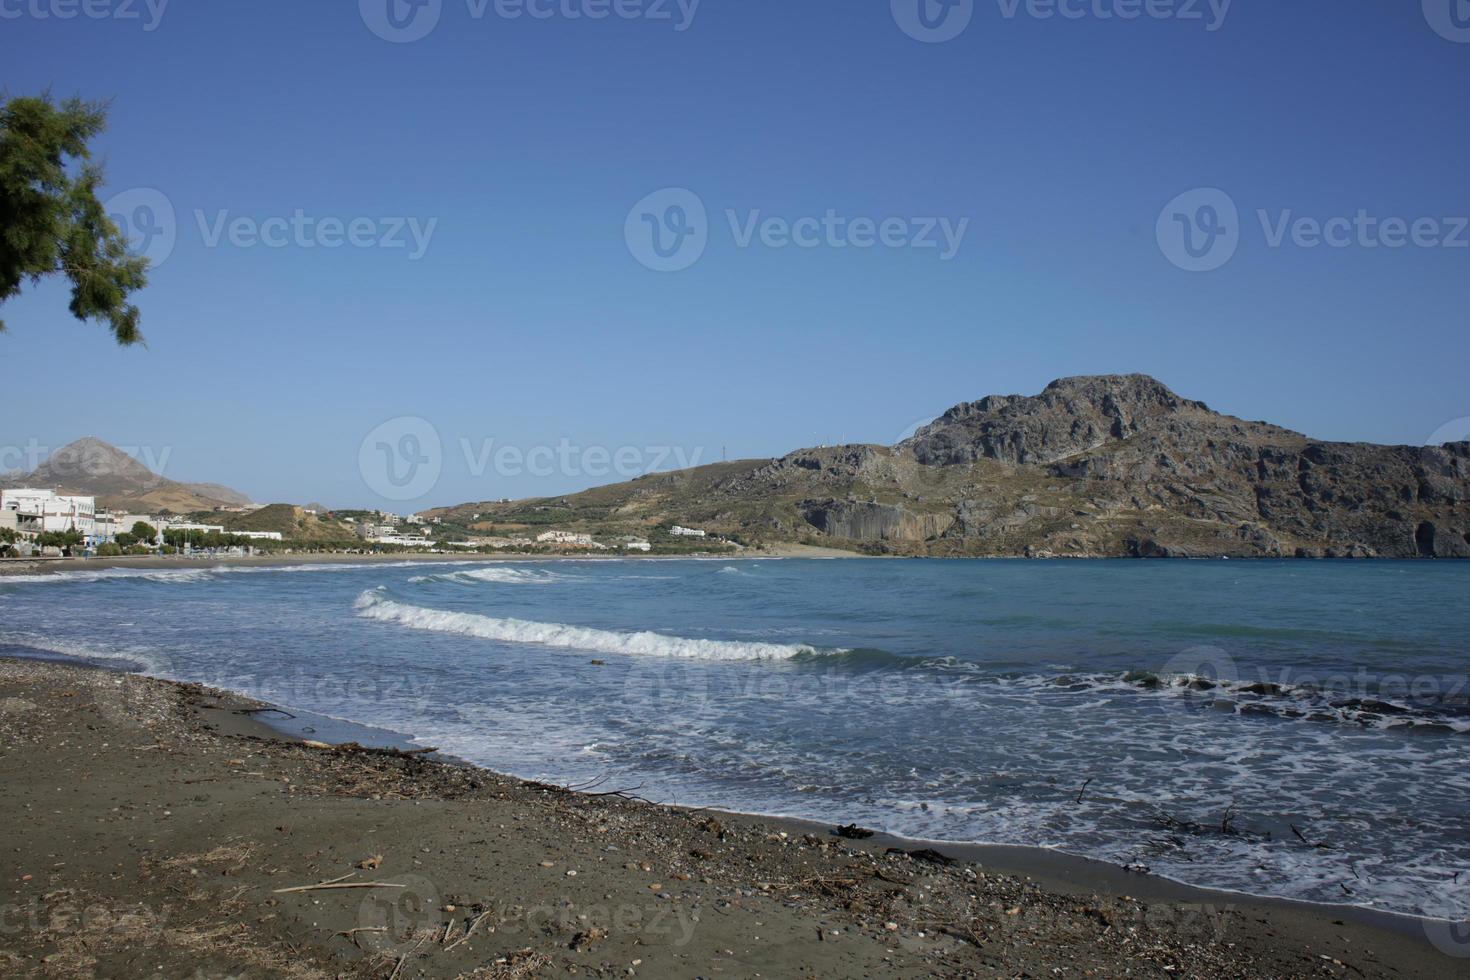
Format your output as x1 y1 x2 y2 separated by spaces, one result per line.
0 542 864 579
1 655 1463 978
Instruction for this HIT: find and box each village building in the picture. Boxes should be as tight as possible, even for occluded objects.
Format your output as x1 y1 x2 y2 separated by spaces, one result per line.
1 489 97 540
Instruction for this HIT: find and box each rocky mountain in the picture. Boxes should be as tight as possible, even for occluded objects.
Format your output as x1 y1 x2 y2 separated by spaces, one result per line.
1 437 254 514
433 375 1470 558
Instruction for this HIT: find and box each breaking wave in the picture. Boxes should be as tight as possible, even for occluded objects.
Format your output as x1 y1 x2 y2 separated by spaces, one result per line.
408 566 565 586
353 589 833 661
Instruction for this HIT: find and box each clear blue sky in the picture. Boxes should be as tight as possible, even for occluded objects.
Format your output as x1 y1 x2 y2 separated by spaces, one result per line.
4 1 1468 509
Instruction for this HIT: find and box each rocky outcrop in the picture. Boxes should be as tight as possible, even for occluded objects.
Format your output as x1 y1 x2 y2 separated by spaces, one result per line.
799 500 950 542
903 375 1238 466
439 375 1470 559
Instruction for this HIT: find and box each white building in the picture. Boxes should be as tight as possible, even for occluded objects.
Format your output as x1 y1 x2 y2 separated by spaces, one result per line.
623 540 652 552
160 521 282 543
670 525 707 538
536 530 596 546
371 535 435 548
164 521 226 535
1 489 97 538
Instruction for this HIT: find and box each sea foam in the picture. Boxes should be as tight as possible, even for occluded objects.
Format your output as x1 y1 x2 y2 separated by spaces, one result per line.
0 560 480 587
408 566 564 586
353 589 826 661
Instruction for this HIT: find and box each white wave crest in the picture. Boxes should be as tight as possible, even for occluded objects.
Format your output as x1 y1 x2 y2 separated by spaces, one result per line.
409 566 564 586
353 590 824 661
0 559 483 587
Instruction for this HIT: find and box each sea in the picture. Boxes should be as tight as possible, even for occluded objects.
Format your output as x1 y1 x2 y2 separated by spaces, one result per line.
2 557 1467 919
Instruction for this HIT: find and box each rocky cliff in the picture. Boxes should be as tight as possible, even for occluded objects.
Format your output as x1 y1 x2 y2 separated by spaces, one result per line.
437 375 1470 559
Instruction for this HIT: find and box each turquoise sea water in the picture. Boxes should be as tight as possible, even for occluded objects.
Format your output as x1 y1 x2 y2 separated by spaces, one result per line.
2 558 1467 918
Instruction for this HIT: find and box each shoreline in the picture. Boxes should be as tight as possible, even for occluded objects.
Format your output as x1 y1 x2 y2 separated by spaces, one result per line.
3 548 1458 582
231 663 1470 946
0 542 864 578
1 654 1463 977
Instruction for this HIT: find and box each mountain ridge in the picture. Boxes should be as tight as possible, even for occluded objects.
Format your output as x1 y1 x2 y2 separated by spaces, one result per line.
1 437 254 514
432 374 1470 559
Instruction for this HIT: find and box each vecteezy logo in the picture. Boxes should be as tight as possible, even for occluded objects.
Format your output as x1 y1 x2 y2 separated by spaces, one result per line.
892 0 974 43
1157 188 1240 272
1423 0 1470 43
895 416 939 443
625 188 708 272
1424 918 1470 958
1425 418 1470 448
621 662 714 720
1160 645 1238 688
104 188 177 267
359 417 443 501
360 0 442 43
357 874 441 953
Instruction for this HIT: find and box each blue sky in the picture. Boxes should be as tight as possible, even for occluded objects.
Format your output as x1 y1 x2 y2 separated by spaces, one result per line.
3 1 1468 509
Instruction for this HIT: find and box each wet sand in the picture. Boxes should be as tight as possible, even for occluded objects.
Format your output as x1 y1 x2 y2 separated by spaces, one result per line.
2 657 1464 978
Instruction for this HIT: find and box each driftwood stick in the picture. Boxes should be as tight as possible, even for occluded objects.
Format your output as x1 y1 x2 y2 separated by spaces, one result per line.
445 909 495 951
388 932 431 980
273 881 406 894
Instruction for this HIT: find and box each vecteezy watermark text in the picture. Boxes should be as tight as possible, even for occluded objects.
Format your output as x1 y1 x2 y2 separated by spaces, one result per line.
0 0 168 30
460 438 704 480
194 210 438 260
0 439 172 479
102 188 439 267
359 0 700 43
1157 188 1469 272
891 0 1232 43
625 188 970 272
358 416 708 501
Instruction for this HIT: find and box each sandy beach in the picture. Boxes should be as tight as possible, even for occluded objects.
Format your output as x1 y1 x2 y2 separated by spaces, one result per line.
0 544 861 581
1 657 1462 979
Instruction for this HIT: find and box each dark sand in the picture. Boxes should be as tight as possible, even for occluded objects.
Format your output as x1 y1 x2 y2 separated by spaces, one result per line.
1 657 1466 979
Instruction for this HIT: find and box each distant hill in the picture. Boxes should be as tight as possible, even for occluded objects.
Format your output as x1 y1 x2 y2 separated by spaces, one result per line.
430 375 1470 559
213 504 356 542
1 437 254 514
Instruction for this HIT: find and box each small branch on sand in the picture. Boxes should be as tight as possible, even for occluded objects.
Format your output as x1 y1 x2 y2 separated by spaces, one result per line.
387 933 431 980
563 775 613 793
273 871 406 895
585 783 653 804
445 909 495 951
235 706 296 719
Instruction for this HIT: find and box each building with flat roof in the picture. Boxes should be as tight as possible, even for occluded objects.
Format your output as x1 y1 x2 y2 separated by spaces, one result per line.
1 489 97 539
